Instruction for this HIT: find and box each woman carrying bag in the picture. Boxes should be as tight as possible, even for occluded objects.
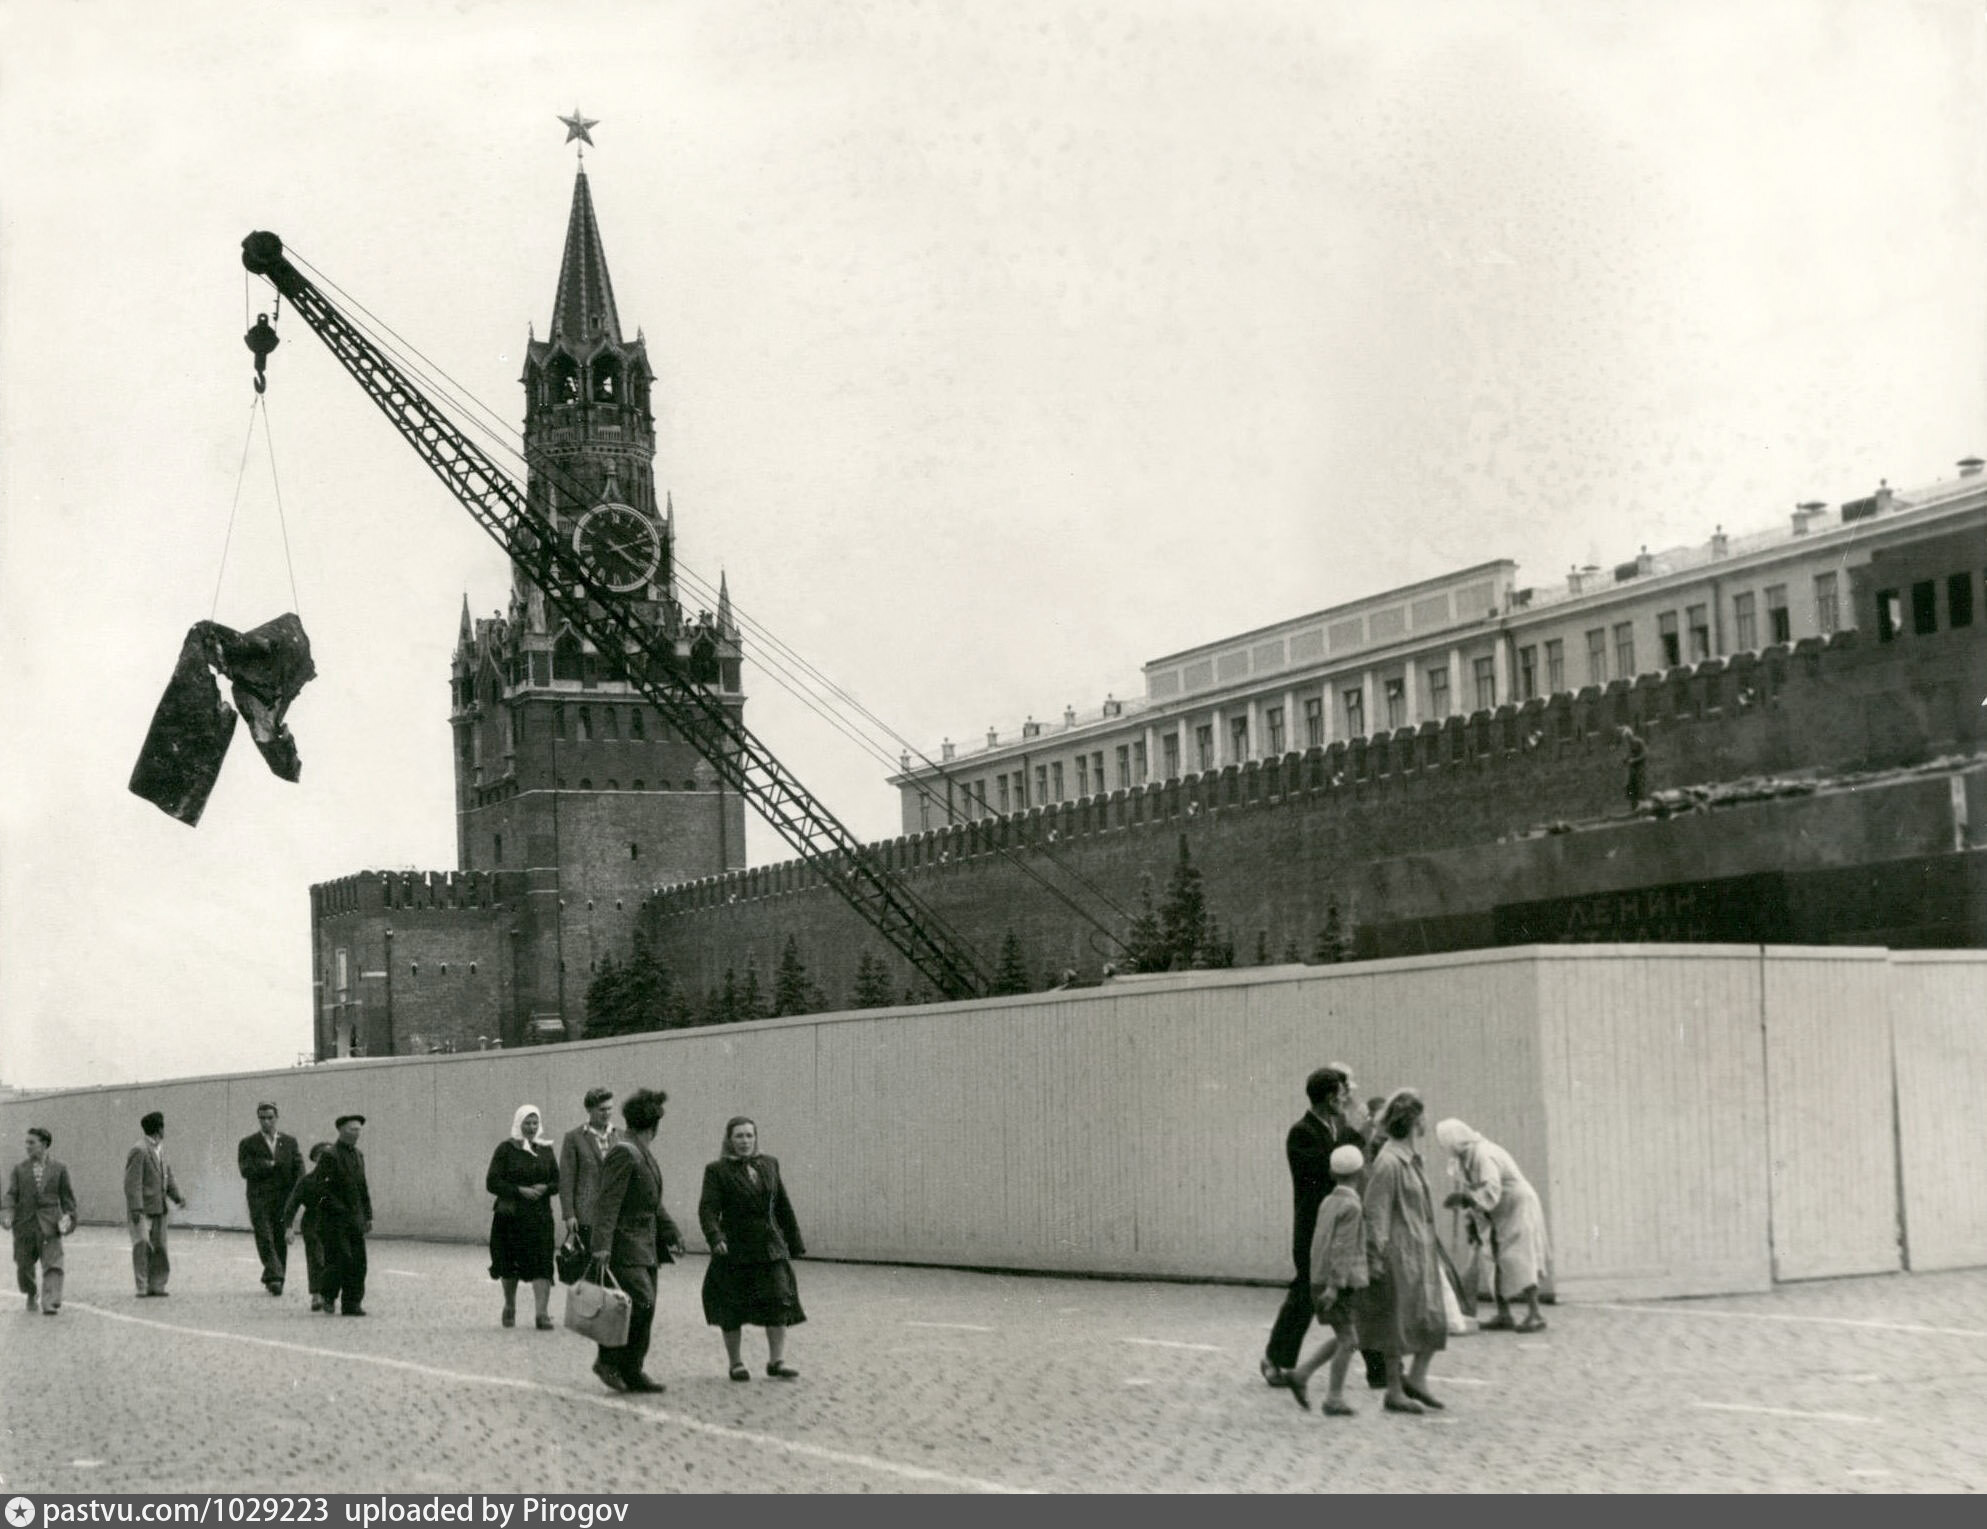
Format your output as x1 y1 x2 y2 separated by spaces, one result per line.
485 1104 560 1330
698 1116 807 1381
585 1088 683 1395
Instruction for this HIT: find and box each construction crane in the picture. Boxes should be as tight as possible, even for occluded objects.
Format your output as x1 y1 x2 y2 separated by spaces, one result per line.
240 230 994 1001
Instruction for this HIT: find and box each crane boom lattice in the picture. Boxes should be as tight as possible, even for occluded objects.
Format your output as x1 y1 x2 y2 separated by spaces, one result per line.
241 231 991 1001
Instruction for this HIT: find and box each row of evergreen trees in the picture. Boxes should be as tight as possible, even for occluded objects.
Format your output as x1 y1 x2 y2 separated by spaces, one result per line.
583 838 1354 1038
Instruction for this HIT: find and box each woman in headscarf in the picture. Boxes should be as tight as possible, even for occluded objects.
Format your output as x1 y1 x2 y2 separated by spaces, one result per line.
698 1116 806 1381
1435 1118 1550 1332
486 1104 560 1329
1355 1087 1448 1414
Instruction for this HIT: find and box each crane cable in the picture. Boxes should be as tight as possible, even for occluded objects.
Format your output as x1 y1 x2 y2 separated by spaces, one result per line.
214 279 303 619
258 251 1137 940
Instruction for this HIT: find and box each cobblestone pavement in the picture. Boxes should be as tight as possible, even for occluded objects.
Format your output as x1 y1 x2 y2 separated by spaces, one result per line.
2 1229 1984 1492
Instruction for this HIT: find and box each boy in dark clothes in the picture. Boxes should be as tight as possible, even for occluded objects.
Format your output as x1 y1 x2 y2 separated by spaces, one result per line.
282 1142 332 1311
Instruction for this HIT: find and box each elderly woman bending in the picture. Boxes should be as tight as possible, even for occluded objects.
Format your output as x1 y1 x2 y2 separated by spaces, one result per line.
1355 1088 1448 1415
1435 1118 1550 1332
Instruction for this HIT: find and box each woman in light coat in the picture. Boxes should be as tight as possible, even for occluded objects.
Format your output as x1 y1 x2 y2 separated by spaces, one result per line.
1354 1088 1448 1415
1435 1117 1550 1332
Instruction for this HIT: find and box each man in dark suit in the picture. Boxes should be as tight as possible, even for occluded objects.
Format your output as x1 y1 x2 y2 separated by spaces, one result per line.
5 1126 78 1314
558 1086 619 1256
316 1113 373 1316
587 1087 684 1394
1261 1064 1366 1386
124 1110 187 1296
237 1102 304 1295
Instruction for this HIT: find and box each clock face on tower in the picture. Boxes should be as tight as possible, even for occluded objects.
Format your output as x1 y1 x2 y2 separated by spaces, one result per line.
572 502 661 593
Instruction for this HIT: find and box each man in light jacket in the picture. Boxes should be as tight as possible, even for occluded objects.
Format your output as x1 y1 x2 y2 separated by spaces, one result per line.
124 1110 186 1297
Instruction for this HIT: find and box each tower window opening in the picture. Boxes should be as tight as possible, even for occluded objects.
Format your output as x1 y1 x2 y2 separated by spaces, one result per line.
629 842 640 860
629 708 645 739
592 355 621 403
580 777 593 790
553 633 583 682
632 779 645 791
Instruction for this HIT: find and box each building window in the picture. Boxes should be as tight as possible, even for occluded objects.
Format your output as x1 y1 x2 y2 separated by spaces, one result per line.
1472 657 1496 711
1383 677 1406 730
1116 745 1131 790
579 777 592 790
1658 611 1681 668
1265 707 1285 755
998 775 1011 814
552 633 582 682
578 706 593 741
1426 665 1451 719
632 779 644 791
1133 740 1148 783
1948 571 1974 629
1093 751 1104 791
1304 697 1324 748
1585 628 1607 686
1015 770 1030 809
1766 585 1791 644
1911 580 1938 636
1686 604 1710 661
1814 572 1840 634
629 708 645 739
1876 589 1902 642
1545 639 1564 694
1047 761 1063 800
919 796 931 831
1614 622 1636 678
1341 687 1364 740
1163 733 1181 780
1075 756 1090 798
1733 592 1757 651
1195 725 1214 773
1034 765 1048 805
1518 646 1537 701
1230 716 1249 762
494 833 503 864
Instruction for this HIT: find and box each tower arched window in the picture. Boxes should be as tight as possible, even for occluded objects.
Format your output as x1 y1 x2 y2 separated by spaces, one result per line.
578 706 593 741
592 354 621 403
549 354 579 405
553 632 582 682
629 708 645 740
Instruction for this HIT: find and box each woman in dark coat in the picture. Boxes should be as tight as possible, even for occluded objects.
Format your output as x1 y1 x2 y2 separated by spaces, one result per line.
1355 1087 1448 1415
698 1116 806 1381
486 1103 560 1329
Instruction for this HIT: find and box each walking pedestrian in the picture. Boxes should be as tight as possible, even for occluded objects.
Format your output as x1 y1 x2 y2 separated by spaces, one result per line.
1260 1064 1365 1389
558 1087 618 1260
587 1088 683 1394
698 1117 807 1381
317 1114 372 1316
4 1127 77 1315
1434 1118 1551 1332
1286 1143 1370 1415
282 1142 333 1310
237 1102 303 1296
487 1104 559 1330
123 1111 186 1297
1356 1088 1448 1415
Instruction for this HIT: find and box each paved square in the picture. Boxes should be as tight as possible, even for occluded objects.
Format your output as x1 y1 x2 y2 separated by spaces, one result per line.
2 1229 1984 1492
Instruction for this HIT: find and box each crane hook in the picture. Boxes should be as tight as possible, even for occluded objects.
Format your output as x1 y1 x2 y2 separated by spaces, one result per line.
245 312 280 394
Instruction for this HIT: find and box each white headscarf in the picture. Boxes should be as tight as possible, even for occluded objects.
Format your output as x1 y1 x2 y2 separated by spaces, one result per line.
1434 1118 1480 1156
510 1104 546 1152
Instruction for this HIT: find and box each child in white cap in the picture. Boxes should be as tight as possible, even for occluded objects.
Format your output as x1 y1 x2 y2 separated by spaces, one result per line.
1287 1143 1370 1414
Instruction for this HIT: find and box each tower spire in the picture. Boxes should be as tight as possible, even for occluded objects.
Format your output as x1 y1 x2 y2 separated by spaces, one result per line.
717 569 735 636
549 167 622 343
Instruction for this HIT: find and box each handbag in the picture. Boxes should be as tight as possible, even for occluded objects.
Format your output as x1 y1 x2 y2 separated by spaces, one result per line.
555 1225 590 1286
563 1264 631 1347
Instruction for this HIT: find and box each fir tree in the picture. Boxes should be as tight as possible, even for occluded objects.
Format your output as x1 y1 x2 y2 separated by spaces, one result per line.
1281 935 1301 964
992 930 1031 995
1158 836 1211 971
583 956 630 1037
738 957 767 1022
772 936 814 1017
1313 899 1352 964
850 952 895 1009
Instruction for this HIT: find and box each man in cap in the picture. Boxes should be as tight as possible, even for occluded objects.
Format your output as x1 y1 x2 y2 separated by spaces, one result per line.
124 1111 187 1296
4 1127 78 1314
316 1114 373 1316
237 1102 303 1295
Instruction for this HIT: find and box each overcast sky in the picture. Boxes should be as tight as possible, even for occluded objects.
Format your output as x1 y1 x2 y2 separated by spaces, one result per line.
3 0 1982 1088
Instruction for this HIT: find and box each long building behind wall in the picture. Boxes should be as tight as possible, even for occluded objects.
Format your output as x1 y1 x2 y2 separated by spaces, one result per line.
892 459 1987 831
